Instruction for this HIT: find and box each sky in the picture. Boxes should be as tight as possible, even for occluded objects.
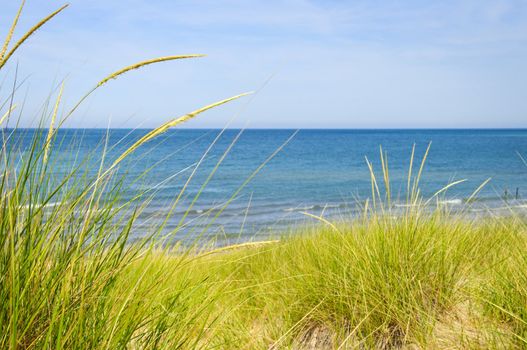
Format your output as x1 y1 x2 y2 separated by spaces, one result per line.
1 0 527 128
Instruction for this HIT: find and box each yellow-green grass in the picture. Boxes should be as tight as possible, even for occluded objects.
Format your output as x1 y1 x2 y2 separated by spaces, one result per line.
3 2 527 349
107 213 525 349
3 170 527 349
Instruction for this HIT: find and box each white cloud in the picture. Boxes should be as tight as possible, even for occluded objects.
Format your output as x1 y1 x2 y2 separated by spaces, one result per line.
1 0 527 128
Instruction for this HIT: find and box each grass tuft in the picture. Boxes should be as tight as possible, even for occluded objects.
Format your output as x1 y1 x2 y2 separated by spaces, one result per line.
0 3 69 70
96 55 205 87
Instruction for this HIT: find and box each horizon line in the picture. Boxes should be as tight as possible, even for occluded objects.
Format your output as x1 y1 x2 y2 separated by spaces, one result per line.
6 127 527 131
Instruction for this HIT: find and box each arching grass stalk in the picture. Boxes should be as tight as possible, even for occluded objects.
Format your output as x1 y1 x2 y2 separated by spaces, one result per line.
1 2 252 348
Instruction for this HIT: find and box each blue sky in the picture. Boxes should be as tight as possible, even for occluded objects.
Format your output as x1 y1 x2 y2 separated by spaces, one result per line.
1 0 527 128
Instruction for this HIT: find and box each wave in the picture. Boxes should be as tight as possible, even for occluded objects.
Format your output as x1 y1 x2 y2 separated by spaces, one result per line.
437 199 463 205
393 203 418 208
283 203 346 212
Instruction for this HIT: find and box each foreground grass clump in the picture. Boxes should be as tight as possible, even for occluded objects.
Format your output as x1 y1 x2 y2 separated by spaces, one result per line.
122 213 523 349
482 231 527 345
3 167 527 350
0 3 247 348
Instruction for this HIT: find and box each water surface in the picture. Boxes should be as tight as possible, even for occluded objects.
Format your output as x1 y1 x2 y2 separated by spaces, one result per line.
10 128 527 241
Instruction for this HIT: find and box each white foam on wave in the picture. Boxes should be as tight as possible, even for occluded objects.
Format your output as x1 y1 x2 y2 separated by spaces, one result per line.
393 203 418 208
284 205 315 212
437 199 463 205
283 203 345 212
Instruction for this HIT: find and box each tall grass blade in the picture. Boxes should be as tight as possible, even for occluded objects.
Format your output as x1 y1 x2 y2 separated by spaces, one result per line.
466 177 492 203
97 55 205 87
63 55 206 130
110 92 252 169
43 82 64 164
424 179 467 206
411 142 431 203
0 0 25 62
0 105 16 126
0 4 69 70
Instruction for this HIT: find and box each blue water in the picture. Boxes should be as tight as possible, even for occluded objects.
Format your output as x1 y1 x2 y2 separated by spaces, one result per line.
9 129 527 241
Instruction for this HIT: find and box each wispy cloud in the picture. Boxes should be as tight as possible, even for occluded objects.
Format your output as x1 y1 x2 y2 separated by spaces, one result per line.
1 0 527 128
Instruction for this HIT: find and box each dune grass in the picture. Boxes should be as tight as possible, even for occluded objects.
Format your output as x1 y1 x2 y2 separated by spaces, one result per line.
0 2 248 348
110 212 524 349
2 2 527 349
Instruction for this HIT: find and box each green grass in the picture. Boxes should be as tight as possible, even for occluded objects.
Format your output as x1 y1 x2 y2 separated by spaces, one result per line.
3 168 527 349
114 213 525 349
2 2 527 349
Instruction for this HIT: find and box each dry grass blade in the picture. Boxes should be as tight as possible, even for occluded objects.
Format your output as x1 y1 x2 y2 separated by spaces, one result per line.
406 143 416 203
466 177 492 203
97 55 205 87
270 300 325 348
380 146 391 205
411 142 431 202
301 211 343 235
365 156 382 210
424 179 467 206
111 92 252 168
0 4 69 70
0 105 17 126
198 240 279 258
43 83 64 164
64 55 205 121
0 0 25 62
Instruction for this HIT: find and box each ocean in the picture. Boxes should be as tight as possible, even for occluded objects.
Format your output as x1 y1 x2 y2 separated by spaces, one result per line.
9 128 527 242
